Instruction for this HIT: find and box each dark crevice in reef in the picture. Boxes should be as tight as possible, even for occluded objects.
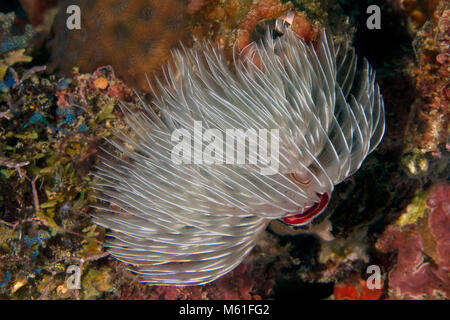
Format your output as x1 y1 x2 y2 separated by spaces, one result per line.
337 0 414 77
270 234 328 299
0 0 27 19
327 0 421 237
279 234 322 266
272 277 334 300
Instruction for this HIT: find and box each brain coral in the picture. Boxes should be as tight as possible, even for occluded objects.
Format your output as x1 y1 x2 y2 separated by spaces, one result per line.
50 0 190 92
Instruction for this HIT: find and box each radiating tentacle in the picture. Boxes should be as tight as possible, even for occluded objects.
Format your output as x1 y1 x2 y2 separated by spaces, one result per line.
93 26 385 285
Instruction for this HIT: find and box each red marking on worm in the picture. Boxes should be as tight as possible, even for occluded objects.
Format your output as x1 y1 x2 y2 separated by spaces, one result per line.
290 172 311 185
281 192 329 225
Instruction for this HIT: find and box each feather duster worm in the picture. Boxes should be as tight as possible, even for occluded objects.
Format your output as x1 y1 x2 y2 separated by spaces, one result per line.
92 24 385 286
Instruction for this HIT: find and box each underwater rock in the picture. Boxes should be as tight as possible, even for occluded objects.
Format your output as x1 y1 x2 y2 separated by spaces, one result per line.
50 0 190 92
235 0 319 52
0 12 35 55
376 181 450 299
402 0 449 175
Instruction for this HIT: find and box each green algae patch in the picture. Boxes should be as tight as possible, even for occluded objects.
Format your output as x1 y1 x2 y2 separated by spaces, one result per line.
82 268 114 299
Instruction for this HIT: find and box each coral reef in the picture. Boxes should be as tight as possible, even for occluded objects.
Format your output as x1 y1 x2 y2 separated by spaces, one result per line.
376 181 450 299
0 12 37 93
0 12 35 55
117 232 291 299
187 0 320 60
388 0 440 28
401 0 449 175
189 0 253 56
187 0 330 62
50 0 190 92
0 26 134 297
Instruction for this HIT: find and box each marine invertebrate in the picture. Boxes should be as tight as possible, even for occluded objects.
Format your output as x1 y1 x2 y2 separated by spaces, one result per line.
92 23 385 285
235 0 319 52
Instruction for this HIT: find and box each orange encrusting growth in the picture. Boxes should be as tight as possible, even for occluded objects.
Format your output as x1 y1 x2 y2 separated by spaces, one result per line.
235 0 319 52
400 0 440 27
334 279 383 300
18 0 57 26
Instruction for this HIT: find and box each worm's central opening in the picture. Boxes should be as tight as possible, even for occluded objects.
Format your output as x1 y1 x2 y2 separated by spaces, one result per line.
281 192 330 226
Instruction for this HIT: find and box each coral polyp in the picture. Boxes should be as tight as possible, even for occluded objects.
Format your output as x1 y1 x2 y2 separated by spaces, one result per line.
92 24 385 286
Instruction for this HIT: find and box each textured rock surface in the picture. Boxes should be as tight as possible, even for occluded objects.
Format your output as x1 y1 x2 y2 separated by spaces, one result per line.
376 182 450 299
50 0 190 92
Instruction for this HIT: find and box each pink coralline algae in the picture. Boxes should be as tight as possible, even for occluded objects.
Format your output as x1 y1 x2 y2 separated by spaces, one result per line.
376 181 450 299
117 233 287 299
119 262 276 300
